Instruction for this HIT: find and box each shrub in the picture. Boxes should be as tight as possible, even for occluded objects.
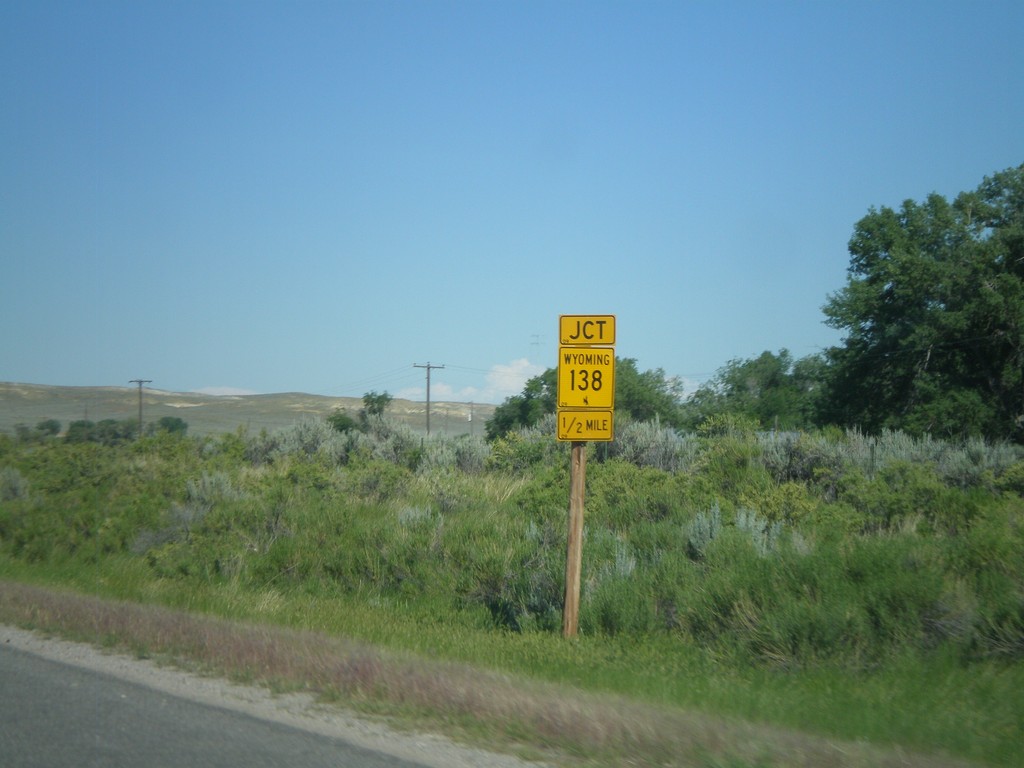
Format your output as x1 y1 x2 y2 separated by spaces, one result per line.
152 416 188 436
607 420 699 472
697 431 771 503
586 460 692 529
940 501 1024 659
363 418 423 469
36 419 61 437
505 464 570 531
994 460 1024 495
739 480 818 526
486 417 563 472
733 508 785 556
186 471 243 510
582 570 656 636
416 436 488 474
273 417 337 458
0 466 29 501
342 459 412 504
578 528 657 635
838 461 979 534
417 438 456 473
675 530 952 667
327 409 359 433
64 420 99 443
444 508 562 632
4 407 1022 673
685 502 723 560
453 436 489 473
758 431 846 485
697 413 760 438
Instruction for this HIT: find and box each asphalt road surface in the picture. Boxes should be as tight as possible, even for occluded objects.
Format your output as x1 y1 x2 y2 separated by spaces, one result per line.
0 644 434 768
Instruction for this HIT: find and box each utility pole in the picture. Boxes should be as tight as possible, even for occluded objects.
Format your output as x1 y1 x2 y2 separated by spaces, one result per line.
129 379 151 439
413 362 444 436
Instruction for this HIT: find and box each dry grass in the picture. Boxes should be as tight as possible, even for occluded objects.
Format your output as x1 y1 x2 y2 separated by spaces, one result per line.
0 580 981 768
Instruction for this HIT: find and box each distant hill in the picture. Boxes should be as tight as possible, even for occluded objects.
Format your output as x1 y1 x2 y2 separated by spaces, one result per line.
0 383 495 438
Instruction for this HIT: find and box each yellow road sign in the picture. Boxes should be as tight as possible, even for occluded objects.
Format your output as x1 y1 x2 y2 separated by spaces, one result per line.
558 410 614 441
559 315 616 346
557 346 615 409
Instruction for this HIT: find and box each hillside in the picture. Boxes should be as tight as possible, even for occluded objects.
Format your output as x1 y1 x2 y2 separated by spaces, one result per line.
0 383 495 438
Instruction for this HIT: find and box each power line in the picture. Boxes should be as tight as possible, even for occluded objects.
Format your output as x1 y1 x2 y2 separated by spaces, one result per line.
334 366 411 388
331 366 421 397
444 364 496 375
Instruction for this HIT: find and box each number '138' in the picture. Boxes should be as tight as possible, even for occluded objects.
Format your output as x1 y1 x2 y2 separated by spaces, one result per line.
570 369 603 391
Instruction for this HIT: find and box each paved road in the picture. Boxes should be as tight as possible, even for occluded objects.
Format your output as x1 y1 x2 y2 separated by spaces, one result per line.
0 645 430 768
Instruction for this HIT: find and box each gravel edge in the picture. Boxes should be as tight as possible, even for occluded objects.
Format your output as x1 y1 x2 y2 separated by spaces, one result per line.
1 624 549 768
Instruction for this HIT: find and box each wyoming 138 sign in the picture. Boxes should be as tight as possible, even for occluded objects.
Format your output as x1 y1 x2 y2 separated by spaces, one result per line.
557 314 615 442
557 346 614 409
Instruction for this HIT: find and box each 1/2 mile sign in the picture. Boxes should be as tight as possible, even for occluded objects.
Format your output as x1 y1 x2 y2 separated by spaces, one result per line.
557 409 614 441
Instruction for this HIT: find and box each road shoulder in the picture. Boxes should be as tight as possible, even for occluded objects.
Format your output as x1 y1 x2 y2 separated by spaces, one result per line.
1 624 546 768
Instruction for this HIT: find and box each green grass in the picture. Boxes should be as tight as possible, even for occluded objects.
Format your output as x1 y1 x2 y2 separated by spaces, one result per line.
2 555 1018 767
1 423 1022 766
2 572 1009 768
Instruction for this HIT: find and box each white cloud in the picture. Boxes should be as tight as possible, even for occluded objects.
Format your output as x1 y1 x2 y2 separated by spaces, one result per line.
678 377 706 401
396 382 458 400
430 382 456 400
395 358 544 404
482 358 545 402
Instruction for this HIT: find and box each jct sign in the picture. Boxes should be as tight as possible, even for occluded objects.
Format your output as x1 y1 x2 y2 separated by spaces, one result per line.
559 315 616 346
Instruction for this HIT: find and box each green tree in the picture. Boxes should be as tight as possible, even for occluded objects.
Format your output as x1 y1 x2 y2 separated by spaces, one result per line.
485 368 556 440
362 390 393 419
95 419 137 445
684 350 826 430
327 409 359 433
65 420 97 443
152 416 188 436
36 419 61 436
64 419 136 445
821 163 1024 440
14 419 62 443
613 358 685 427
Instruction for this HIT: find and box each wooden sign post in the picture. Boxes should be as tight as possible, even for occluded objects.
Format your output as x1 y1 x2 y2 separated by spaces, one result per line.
557 315 615 638
562 441 587 637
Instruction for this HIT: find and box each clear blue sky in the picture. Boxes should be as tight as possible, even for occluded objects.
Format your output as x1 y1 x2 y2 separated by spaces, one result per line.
3 1 1021 404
